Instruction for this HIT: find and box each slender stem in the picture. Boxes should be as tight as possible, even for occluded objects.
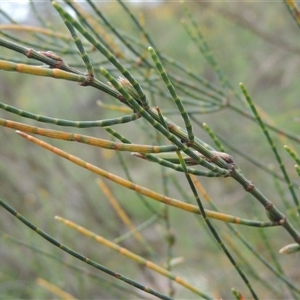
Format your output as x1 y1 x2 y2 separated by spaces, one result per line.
0 101 140 128
96 178 156 256
0 197 172 300
15 130 275 227
55 216 213 299
240 83 300 216
101 67 231 176
51 0 147 107
1 230 138 297
0 117 177 153
0 59 88 82
60 16 94 76
177 153 259 300
148 46 194 143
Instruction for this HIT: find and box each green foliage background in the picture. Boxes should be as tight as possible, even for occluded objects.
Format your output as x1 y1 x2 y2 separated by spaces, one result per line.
0 1 300 299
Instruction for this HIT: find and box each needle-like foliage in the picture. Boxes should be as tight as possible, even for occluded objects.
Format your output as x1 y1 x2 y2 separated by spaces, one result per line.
0 1 299 299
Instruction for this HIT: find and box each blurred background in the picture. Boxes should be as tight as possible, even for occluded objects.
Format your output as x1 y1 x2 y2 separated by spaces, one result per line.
0 1 300 299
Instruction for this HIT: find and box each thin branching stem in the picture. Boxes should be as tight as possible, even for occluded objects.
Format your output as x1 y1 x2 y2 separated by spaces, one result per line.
148 46 194 143
60 16 94 76
55 215 213 299
177 153 259 300
51 1 148 107
15 130 276 227
0 101 140 128
0 117 177 153
240 83 300 216
101 67 231 175
0 198 173 300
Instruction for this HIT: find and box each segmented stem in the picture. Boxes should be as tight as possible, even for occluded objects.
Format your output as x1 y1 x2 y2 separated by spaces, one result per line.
55 216 213 299
240 82 300 216
61 17 94 76
178 158 259 300
148 46 194 143
101 67 230 176
0 197 172 300
203 123 226 152
132 152 223 177
0 59 88 82
0 101 140 128
0 117 176 153
51 1 147 107
16 130 273 227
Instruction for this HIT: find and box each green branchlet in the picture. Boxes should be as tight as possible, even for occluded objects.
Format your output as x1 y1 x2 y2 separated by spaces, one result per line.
1 2 300 299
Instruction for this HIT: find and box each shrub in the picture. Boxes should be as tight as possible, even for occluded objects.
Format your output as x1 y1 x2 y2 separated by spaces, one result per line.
0 1 299 299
